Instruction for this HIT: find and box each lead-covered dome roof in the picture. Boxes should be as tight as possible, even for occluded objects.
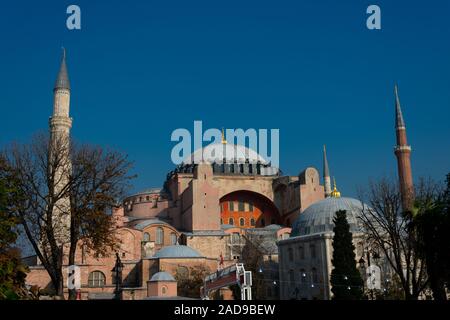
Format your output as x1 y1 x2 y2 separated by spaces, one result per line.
153 245 203 258
291 197 366 237
183 143 268 164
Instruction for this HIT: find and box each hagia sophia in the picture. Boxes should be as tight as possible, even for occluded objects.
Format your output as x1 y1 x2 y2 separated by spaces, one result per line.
24 50 413 300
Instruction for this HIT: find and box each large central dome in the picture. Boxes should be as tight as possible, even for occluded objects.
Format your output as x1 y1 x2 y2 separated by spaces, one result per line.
183 143 268 165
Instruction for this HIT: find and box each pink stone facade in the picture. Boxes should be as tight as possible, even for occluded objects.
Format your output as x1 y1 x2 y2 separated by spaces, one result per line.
25 147 325 299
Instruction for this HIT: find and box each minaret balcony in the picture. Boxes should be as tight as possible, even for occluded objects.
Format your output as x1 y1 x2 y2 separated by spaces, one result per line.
394 145 411 152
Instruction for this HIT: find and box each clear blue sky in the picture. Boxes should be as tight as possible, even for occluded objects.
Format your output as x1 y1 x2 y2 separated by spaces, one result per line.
1 0 449 197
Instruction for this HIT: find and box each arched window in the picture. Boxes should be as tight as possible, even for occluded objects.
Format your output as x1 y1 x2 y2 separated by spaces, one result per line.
250 218 255 226
289 269 295 282
170 232 177 245
161 286 167 295
229 218 234 225
156 227 164 245
239 218 245 226
88 271 106 287
143 232 150 242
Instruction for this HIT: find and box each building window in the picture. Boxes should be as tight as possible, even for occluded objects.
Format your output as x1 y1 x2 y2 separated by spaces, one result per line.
220 203 224 213
156 227 164 245
238 201 245 211
146 196 150 201
161 286 167 295
289 269 295 282
288 248 294 262
312 268 318 283
271 218 276 225
239 218 245 226
310 244 316 259
229 218 234 225
143 232 150 242
249 202 253 212
250 218 255 226
88 271 106 287
220 218 223 225
139 197 142 202
261 218 265 227
170 232 177 245
229 201 235 212
298 246 305 260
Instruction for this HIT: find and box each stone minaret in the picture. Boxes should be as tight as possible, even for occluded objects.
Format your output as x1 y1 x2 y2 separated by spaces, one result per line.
394 85 414 210
323 145 332 197
49 48 72 245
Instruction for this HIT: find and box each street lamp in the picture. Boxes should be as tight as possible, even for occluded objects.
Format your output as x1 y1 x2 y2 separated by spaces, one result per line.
112 252 124 300
359 257 366 298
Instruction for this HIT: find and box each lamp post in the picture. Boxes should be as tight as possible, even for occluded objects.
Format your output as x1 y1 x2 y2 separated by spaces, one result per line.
358 257 366 298
112 252 124 300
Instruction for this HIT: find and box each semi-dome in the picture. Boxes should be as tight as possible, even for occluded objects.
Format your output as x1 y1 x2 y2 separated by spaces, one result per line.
291 197 366 237
183 143 268 165
150 271 175 282
153 245 203 258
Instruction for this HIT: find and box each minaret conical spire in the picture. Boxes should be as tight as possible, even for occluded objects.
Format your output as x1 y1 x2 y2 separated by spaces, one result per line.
394 84 405 128
54 47 70 91
323 145 332 197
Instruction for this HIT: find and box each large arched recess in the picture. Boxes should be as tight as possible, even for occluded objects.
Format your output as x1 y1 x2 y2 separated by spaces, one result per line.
220 190 281 228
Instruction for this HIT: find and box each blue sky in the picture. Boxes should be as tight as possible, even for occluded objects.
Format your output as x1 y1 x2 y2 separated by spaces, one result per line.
0 0 449 197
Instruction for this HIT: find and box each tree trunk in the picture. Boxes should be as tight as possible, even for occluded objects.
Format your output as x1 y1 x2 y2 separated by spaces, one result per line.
68 242 77 300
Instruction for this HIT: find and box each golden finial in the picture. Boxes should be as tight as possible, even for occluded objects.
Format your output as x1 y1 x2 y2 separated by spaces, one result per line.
221 127 227 144
330 176 341 198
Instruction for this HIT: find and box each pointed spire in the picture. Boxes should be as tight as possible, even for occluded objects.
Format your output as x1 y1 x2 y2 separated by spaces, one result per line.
323 145 332 197
54 47 70 91
323 145 330 178
394 84 405 128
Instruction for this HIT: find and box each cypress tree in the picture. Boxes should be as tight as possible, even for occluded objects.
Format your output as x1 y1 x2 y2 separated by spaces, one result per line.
330 210 363 300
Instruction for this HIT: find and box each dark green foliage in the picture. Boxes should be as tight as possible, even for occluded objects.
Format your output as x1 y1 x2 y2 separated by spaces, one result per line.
330 210 363 300
414 173 450 300
0 157 29 300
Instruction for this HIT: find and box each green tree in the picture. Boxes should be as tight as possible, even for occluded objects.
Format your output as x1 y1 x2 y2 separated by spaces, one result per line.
0 156 29 300
330 210 363 300
413 174 450 300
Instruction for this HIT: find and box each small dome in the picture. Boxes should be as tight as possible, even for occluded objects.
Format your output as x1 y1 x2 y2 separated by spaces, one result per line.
291 197 366 237
150 271 175 282
153 245 203 258
184 143 268 164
